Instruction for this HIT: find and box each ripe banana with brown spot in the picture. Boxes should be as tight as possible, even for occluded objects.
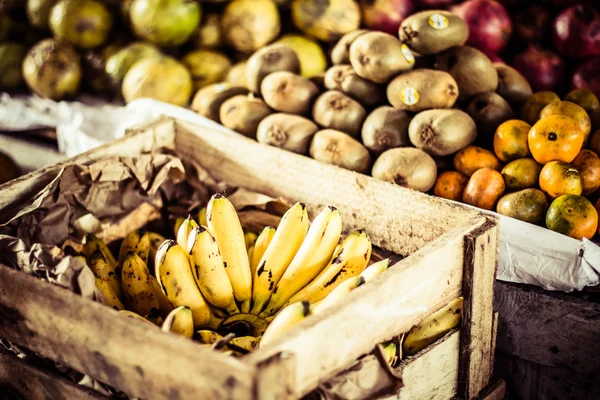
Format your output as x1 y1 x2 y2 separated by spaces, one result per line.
156 240 220 329
284 230 372 306
250 226 275 276
162 306 194 338
260 301 312 347
83 233 117 267
188 226 239 315
207 194 253 313
149 275 174 316
220 313 270 337
251 203 309 314
121 253 160 316
118 310 156 327
90 250 122 300
197 330 224 345
403 297 464 357
94 277 124 310
360 258 390 283
118 230 150 266
261 206 341 317
313 275 365 314
176 215 198 251
228 336 259 352
147 232 166 272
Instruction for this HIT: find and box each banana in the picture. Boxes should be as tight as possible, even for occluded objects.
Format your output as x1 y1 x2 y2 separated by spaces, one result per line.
284 230 372 306
82 233 117 267
228 336 259 353
176 215 198 252
403 297 464 357
313 275 365 314
261 206 341 316
198 207 208 227
90 250 122 300
244 231 258 250
250 226 275 276
121 253 160 316
380 341 398 366
147 232 166 271
173 217 186 238
197 330 224 345
118 230 150 266
155 240 218 328
251 203 309 314
207 194 253 313
94 277 124 310
188 226 239 315
260 301 312 347
162 306 194 338
145 308 164 326
220 313 270 337
247 246 254 267
149 275 174 316
360 258 390 283
118 310 156 327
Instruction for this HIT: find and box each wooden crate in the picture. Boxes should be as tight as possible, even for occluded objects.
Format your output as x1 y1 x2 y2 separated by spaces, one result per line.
0 117 498 400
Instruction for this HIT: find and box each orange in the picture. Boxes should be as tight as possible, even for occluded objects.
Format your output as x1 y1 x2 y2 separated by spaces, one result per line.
493 120 532 162
433 171 469 202
546 194 597 240
539 161 582 199
501 158 543 191
572 150 600 196
539 100 592 143
453 146 502 177
463 168 505 210
528 115 584 164
520 91 560 125
564 89 599 117
589 129 600 155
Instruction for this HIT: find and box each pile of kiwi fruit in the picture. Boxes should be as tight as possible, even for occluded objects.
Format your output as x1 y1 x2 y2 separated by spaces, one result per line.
191 9 532 193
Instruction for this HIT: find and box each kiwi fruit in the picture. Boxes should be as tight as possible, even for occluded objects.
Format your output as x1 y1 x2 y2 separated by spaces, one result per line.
312 90 367 138
191 83 249 122
310 129 372 173
386 69 458 112
349 32 415 84
399 10 468 55
361 106 411 154
467 92 515 148
324 65 384 107
226 61 248 89
371 147 437 192
435 46 499 102
408 109 477 156
256 113 319 154
260 71 319 115
331 29 368 65
494 63 533 106
245 44 300 93
219 94 272 139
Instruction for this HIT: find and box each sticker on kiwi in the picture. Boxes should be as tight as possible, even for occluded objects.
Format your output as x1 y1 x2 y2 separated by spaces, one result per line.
428 14 449 30
400 88 419 106
401 44 416 64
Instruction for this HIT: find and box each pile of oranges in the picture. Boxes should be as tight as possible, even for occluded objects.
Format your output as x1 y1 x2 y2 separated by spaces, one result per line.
433 89 600 241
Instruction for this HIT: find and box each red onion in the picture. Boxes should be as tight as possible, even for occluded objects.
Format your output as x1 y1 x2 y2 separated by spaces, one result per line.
513 46 566 92
415 0 455 8
553 5 600 59
361 0 416 34
451 0 512 54
572 57 600 98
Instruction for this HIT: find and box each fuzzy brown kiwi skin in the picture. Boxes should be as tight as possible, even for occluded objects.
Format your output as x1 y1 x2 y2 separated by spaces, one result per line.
191 83 248 122
399 10 468 55
256 113 318 154
467 92 515 148
349 32 414 84
408 108 477 156
361 106 411 154
260 71 319 115
331 29 368 65
312 90 367 138
310 129 372 173
371 147 437 192
434 46 498 102
386 69 459 112
324 65 384 107
245 44 300 93
494 63 533 106
219 94 272 139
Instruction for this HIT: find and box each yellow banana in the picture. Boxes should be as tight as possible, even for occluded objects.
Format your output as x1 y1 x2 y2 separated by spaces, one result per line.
188 226 239 315
118 230 150 266
244 231 258 250
207 194 253 313
220 313 270 337
173 217 186 238
144 308 164 326
313 275 365 314
176 215 198 252
261 206 342 316
198 207 208 226
228 336 259 352
380 341 397 366
251 203 309 314
118 310 156 327
83 233 117 267
260 301 312 347
197 330 224 344
162 306 194 338
285 230 372 306
247 246 255 267
403 297 464 357
121 253 160 316
150 275 174 316
94 277 124 310
250 226 276 276
155 240 218 328
147 232 166 268
360 258 390 283
90 250 122 300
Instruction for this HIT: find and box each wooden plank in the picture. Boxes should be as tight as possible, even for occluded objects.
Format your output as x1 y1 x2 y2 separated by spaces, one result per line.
254 352 296 400
173 120 481 256
0 265 254 400
246 219 489 398
0 348 107 400
495 281 600 376
477 379 506 400
459 219 498 399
